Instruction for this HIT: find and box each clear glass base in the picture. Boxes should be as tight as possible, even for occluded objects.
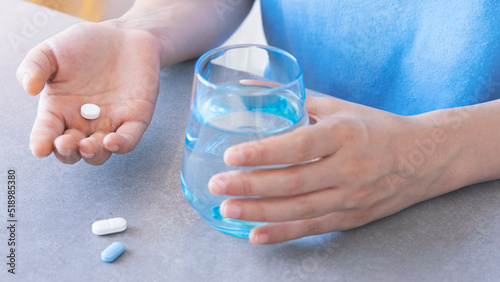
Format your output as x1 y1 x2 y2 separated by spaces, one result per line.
181 176 266 238
207 206 265 238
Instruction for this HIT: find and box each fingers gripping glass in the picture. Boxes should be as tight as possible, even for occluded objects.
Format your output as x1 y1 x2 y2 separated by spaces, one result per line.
180 45 308 238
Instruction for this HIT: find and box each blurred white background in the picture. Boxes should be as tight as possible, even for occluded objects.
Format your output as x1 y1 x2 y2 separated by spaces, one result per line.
221 0 267 46
106 0 266 46
26 0 266 45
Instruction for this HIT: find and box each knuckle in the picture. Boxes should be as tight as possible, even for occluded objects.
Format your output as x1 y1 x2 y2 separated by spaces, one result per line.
295 197 319 219
234 171 254 196
342 195 359 210
348 210 373 228
253 142 267 162
243 140 264 163
294 133 316 160
337 190 356 210
342 187 373 210
304 218 324 236
253 201 270 222
337 122 357 142
282 170 305 195
331 119 368 144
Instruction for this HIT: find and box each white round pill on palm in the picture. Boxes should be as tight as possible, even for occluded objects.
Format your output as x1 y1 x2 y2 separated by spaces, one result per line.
81 103 100 120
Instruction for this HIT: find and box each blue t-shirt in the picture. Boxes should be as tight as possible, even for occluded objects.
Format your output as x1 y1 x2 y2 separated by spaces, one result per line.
261 0 500 115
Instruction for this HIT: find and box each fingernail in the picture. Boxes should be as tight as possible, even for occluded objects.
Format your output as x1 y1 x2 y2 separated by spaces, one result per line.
79 139 95 158
80 152 95 159
224 149 245 166
106 144 119 152
221 202 241 219
252 233 269 245
22 72 31 90
58 149 72 157
208 174 228 195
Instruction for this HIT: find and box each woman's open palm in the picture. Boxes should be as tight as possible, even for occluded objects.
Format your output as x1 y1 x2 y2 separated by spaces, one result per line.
17 21 162 165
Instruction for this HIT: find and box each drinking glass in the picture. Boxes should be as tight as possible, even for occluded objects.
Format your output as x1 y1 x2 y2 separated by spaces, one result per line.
181 45 308 238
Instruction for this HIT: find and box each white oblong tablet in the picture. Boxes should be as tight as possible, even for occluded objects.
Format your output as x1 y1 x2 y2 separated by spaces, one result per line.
81 103 100 120
92 217 127 235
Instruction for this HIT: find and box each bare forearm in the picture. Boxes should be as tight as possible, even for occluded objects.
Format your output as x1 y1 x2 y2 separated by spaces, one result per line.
111 0 254 67
416 99 500 196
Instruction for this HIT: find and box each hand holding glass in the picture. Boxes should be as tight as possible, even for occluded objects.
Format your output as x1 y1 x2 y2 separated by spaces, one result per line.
181 45 308 238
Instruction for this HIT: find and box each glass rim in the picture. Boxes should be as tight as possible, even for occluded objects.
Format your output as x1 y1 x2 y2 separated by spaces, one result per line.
194 44 304 95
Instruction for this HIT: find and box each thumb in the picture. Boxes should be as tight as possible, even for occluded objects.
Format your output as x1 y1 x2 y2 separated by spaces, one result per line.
16 41 58 96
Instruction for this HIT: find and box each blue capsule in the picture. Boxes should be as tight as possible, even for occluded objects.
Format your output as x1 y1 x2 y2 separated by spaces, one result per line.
101 242 125 263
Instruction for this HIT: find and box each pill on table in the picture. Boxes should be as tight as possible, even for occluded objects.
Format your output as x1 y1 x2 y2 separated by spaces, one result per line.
101 242 125 263
92 217 127 235
81 103 100 120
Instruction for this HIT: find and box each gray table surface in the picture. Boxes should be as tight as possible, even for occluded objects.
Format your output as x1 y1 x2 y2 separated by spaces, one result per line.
1 1 500 281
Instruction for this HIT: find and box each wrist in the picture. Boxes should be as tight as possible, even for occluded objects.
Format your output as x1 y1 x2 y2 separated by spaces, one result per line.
408 106 488 198
102 15 173 68
395 112 463 200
